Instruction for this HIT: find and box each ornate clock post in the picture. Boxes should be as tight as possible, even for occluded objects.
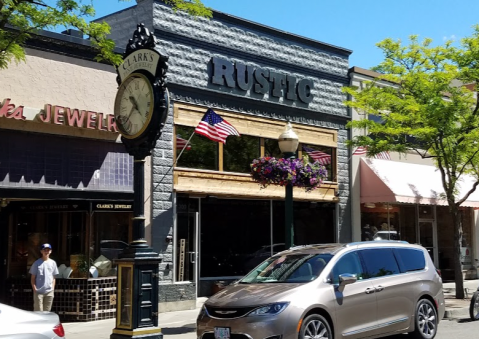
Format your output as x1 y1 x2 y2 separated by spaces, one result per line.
111 24 169 339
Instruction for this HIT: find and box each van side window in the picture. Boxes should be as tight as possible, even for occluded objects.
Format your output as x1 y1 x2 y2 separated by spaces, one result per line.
331 252 363 284
395 248 426 272
360 249 400 279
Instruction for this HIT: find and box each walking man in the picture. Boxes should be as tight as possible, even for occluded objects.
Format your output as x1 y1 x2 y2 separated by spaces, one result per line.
30 243 59 311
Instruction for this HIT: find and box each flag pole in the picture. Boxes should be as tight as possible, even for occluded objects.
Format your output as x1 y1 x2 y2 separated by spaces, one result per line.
347 147 364 163
175 131 196 165
145 131 196 205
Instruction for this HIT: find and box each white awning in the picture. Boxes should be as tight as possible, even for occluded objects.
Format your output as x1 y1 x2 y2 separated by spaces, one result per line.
360 158 479 207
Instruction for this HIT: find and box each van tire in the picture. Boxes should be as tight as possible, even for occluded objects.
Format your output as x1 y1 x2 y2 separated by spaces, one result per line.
299 314 332 339
410 299 438 339
470 291 479 321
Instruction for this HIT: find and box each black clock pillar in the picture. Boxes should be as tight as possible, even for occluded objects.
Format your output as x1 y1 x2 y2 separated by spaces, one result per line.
133 157 147 243
111 24 170 339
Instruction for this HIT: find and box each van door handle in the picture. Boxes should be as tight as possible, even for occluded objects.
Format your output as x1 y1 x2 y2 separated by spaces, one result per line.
375 285 384 292
365 288 375 294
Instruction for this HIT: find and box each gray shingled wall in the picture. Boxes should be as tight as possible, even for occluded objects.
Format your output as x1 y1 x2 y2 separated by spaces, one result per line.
102 0 351 307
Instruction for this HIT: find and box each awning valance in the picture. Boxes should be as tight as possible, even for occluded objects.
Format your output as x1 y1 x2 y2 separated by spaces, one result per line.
360 158 479 207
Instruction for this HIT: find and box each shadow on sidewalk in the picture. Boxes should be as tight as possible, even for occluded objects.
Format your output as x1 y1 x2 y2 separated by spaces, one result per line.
162 323 196 335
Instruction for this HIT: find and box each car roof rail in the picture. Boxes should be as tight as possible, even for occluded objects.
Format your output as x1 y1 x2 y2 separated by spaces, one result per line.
346 240 409 247
288 243 346 251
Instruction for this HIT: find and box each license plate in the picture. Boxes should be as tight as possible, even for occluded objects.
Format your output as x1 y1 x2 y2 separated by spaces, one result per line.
214 327 230 339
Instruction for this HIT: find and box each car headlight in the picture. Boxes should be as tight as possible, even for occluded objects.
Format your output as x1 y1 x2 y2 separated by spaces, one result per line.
197 304 206 319
247 302 289 316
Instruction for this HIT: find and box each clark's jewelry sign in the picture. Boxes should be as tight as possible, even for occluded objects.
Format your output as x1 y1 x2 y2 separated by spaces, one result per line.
0 98 118 133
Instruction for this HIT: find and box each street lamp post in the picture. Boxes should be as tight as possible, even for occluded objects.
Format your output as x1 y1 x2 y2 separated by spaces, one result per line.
278 122 299 249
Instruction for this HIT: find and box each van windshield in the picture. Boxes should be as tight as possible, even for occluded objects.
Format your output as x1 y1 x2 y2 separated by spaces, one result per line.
239 253 333 284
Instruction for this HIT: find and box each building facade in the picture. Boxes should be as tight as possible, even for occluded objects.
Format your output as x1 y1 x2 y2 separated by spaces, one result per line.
349 67 479 281
0 30 145 321
0 1 354 318
101 0 352 311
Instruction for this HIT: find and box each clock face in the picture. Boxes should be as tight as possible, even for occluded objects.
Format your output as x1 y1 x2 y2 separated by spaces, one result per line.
114 73 154 139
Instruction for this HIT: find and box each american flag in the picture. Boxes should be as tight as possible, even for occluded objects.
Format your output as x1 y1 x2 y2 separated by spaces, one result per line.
352 146 367 155
194 108 240 144
352 146 390 160
302 146 331 165
176 136 191 151
374 151 391 160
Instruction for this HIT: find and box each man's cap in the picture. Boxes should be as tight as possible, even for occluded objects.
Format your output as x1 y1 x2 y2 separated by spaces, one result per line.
41 243 52 250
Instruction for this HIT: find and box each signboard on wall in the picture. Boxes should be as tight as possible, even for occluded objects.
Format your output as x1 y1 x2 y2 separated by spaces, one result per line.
0 98 118 133
9 201 133 212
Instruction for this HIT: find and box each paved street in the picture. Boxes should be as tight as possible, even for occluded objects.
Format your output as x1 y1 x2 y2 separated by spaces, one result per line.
64 313 479 339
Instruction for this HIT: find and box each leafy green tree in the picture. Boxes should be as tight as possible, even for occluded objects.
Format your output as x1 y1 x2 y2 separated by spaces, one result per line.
344 27 479 299
0 0 211 69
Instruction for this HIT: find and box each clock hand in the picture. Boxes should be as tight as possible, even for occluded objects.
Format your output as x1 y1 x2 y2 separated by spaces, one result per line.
129 95 140 112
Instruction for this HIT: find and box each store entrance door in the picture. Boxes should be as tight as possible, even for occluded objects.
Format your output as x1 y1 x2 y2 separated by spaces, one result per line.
176 212 199 292
418 220 438 267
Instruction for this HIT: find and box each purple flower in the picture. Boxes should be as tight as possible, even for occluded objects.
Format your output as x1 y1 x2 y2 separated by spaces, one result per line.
250 156 327 191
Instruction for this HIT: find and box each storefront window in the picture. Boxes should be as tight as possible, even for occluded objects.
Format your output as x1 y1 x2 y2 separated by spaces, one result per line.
302 144 334 181
196 198 335 278
7 201 132 279
264 138 283 158
9 209 86 278
200 198 271 277
90 211 132 276
360 203 400 241
223 135 260 173
176 126 219 171
176 126 336 179
272 201 335 246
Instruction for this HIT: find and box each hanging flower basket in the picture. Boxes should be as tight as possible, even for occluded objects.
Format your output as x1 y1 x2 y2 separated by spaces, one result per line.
250 156 328 192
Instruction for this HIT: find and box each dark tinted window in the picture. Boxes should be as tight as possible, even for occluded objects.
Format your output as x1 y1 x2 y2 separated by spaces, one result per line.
331 252 364 284
302 144 333 181
223 135 260 173
360 248 400 278
395 248 426 272
176 126 219 171
264 138 283 158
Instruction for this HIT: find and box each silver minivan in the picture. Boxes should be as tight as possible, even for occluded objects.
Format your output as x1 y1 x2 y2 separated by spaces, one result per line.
197 241 445 339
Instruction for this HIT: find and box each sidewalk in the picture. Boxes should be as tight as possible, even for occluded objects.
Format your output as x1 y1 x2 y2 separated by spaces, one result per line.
443 278 478 319
63 280 479 339
63 298 206 339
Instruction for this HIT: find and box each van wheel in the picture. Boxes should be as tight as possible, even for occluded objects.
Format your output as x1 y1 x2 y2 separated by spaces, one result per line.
470 291 479 321
410 299 438 339
300 314 332 339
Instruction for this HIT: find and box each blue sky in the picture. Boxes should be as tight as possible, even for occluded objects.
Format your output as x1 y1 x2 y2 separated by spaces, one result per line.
90 0 479 69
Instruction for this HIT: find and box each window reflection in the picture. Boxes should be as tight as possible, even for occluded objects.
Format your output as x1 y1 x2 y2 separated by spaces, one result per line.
301 144 333 181
176 126 219 171
264 138 283 158
223 135 260 173
196 198 335 277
